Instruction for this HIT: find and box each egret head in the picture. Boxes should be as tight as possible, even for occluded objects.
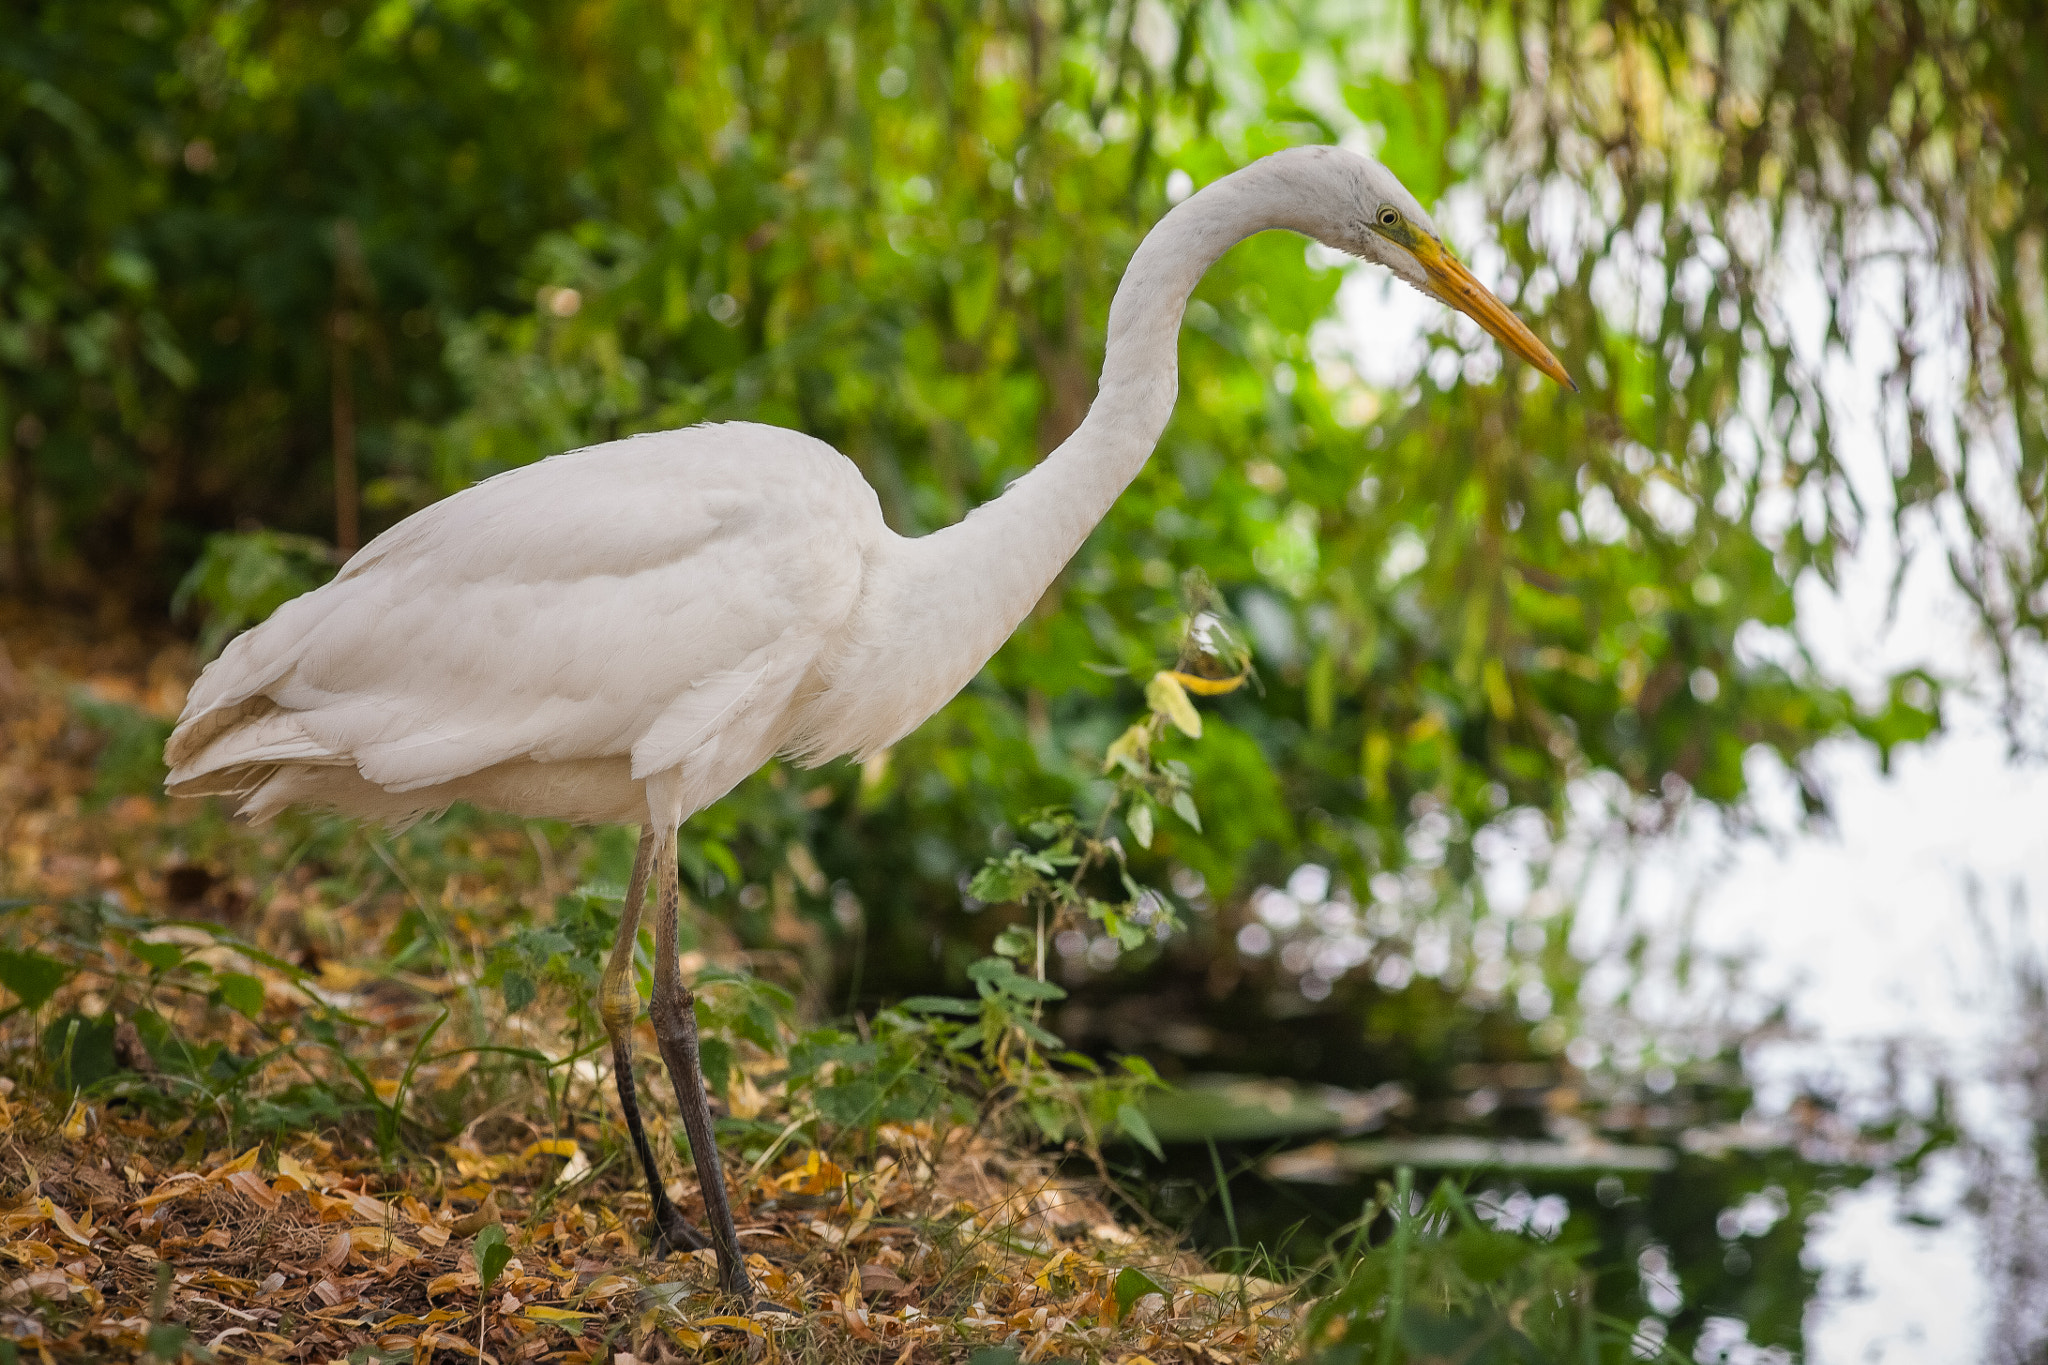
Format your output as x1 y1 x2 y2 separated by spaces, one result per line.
1300 149 1575 391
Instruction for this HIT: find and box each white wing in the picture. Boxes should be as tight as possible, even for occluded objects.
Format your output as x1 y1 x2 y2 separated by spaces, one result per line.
167 422 884 824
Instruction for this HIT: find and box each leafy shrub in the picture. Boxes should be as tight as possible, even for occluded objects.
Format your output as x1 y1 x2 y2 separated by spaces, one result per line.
1304 1171 1669 1364
171 529 337 661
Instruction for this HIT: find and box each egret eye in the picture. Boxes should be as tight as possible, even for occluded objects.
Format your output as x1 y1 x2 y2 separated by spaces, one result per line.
1378 207 1401 228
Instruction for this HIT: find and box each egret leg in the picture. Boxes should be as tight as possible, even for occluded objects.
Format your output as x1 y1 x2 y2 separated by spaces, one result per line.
599 827 710 1256
648 824 754 1303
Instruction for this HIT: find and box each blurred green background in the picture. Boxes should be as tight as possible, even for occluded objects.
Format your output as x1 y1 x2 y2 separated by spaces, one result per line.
6 0 2045 1356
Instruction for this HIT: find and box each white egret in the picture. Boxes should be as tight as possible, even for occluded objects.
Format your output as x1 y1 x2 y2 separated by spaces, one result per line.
164 146 1571 1302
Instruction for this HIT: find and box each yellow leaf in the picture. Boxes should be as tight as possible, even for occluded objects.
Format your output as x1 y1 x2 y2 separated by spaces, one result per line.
3 1240 58 1267
224 1169 281 1211
212 1146 262 1178
519 1306 594 1324
519 1139 579 1161
842 1194 877 1243
346 1225 421 1260
45 1202 94 1247
1162 667 1250 696
1146 672 1202 739
1180 1273 1290 1302
1102 722 1150 774
317 961 372 990
195 1270 257 1295
776 1150 845 1195
444 1138 514 1181
274 1153 323 1192
133 1175 204 1211
422 1329 499 1363
1032 1248 1076 1289
0 1204 42 1236
427 1271 479 1297
583 1273 635 1299
692 1315 766 1337
725 1069 770 1121
345 1191 398 1224
59 1100 92 1140
306 1191 356 1222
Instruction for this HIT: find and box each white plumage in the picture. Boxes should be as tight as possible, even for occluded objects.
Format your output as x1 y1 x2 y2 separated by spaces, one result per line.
162 146 1570 1302
168 423 886 826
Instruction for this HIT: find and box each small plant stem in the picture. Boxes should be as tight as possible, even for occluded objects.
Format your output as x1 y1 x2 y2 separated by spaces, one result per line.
1207 1137 1240 1256
1026 901 1048 1068
1581 1269 1598 1365
1378 1166 1414 1364
1034 901 1047 985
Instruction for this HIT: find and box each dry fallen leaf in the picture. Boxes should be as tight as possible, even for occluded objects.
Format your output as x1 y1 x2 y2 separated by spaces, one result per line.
450 1193 500 1238
427 1269 481 1297
860 1263 911 1299
58 1100 93 1140
224 1169 280 1210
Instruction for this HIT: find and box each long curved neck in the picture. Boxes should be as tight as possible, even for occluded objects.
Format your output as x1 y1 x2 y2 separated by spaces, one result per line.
811 151 1347 758
898 154 1338 641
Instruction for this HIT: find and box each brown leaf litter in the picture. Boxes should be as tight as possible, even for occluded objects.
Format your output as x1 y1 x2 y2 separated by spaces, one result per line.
1 603 1303 1361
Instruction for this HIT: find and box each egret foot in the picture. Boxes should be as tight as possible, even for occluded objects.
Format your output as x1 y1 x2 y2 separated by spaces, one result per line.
612 1033 712 1256
646 1201 712 1256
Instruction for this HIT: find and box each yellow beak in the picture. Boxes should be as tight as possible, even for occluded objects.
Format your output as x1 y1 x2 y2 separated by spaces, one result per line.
1409 235 1576 391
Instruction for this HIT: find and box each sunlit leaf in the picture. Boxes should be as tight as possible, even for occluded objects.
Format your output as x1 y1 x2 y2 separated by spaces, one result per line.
1145 672 1203 739
0 950 71 1013
472 1223 510 1292
1116 1102 1164 1160
1127 801 1154 850
213 972 264 1019
1113 1266 1166 1317
128 941 185 973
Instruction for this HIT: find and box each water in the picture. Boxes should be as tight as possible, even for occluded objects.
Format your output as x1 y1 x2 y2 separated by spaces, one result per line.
1326 208 2048 1361
1684 723 2048 1361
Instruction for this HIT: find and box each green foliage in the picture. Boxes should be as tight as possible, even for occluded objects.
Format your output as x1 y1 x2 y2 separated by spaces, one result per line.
1112 1266 1166 1317
66 691 174 805
1304 1171 1653 1365
0 946 70 1016
472 1223 512 1293
904 603 1257 1153
483 881 623 1021
9 891 393 1140
172 529 337 660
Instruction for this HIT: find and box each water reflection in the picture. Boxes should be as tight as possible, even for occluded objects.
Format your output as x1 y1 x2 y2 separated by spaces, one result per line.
1044 847 1998 1361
